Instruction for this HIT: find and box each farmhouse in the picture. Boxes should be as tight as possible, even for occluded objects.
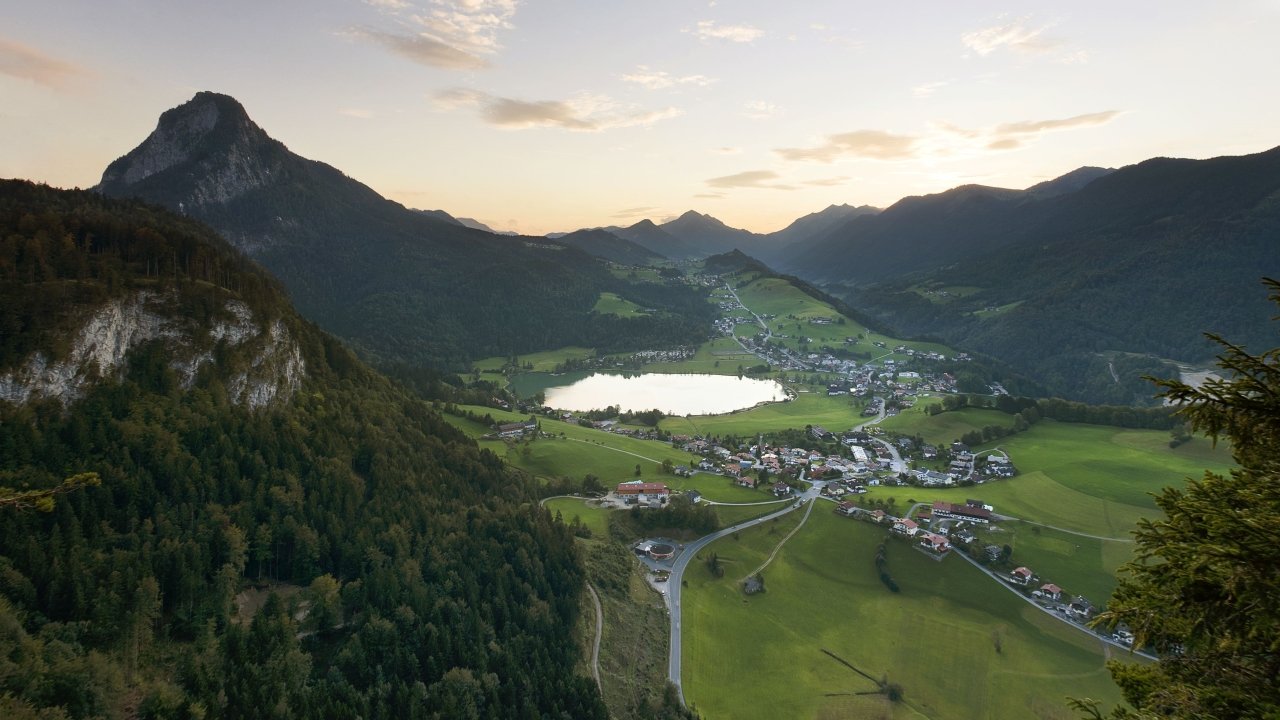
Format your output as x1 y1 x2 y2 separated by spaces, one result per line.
495 419 537 438
615 481 670 505
1037 583 1063 601
931 500 992 524
835 501 859 517
1010 567 1035 585
892 518 919 536
918 532 950 553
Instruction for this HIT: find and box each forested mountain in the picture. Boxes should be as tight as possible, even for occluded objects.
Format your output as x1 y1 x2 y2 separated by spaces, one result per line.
0 180 606 719
604 219 697 259
552 228 664 265
807 147 1280 404
657 211 764 258
1024 166 1113 199
759 203 880 258
96 92 706 370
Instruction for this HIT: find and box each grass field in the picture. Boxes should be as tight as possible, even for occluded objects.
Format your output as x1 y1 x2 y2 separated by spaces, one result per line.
640 336 758 376
594 292 649 317
731 275 952 358
544 497 612 537
471 346 598 373
660 392 867 437
445 405 696 482
861 411 1233 600
879 405 1016 446
682 511 1129 720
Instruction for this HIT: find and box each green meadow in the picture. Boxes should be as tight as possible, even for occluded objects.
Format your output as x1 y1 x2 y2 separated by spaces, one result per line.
544 496 612 537
660 391 867 437
593 291 649 317
682 511 1129 720
861 410 1232 602
879 404 1018 445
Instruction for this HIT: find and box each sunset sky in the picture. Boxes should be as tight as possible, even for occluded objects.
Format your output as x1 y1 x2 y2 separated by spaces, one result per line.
3 1 1278 235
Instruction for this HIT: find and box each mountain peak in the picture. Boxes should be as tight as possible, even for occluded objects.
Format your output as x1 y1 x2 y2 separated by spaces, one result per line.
97 91 278 206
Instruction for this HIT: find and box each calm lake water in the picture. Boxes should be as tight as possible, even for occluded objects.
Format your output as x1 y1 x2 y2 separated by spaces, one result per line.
540 372 788 416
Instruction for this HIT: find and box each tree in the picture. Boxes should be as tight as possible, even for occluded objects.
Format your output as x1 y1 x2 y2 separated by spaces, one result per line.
0 472 100 512
1075 279 1280 720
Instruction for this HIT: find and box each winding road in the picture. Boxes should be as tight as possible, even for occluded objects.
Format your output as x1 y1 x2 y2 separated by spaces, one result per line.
665 473 821 705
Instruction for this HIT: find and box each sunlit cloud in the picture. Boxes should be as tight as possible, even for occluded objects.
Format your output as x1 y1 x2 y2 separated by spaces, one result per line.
436 88 681 131
357 0 518 70
801 176 850 187
694 193 725 199
775 130 921 163
778 109 1121 164
0 38 87 89
985 110 1121 149
715 146 743 155
355 27 489 69
338 107 375 119
743 100 778 119
912 81 947 99
622 65 715 90
612 206 659 218
962 17 1060 56
706 169 796 191
689 20 764 43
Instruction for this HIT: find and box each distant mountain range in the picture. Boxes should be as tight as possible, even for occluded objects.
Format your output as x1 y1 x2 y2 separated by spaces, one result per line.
97 92 708 369
795 148 1280 403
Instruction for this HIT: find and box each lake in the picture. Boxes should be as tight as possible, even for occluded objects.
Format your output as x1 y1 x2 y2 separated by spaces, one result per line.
539 372 788 416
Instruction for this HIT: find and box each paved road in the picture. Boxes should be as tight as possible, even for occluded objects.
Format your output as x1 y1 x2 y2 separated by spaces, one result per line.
666 474 823 705
950 546 1156 659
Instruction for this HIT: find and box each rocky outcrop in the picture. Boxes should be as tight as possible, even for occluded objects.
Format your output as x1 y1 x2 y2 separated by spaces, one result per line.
96 92 279 209
0 292 304 409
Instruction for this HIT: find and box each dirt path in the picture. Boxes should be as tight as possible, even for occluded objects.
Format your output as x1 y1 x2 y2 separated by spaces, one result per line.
1000 515 1134 542
742 498 817 580
564 436 664 463
586 583 603 692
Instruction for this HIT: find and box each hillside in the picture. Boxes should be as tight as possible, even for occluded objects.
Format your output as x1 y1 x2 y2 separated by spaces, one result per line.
96 92 706 370
554 228 664 265
0 181 605 719
781 147 1280 403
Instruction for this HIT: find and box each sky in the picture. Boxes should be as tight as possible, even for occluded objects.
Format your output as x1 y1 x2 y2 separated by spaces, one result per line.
2 1 1279 235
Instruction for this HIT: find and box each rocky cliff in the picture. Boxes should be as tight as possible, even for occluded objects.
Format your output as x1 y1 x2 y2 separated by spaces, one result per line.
0 292 304 409
97 91 282 210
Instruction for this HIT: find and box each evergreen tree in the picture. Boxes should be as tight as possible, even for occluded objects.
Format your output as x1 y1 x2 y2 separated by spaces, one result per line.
1075 279 1280 719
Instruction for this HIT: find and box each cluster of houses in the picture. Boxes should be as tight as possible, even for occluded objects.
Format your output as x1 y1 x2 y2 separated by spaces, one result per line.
1000 562 1108 633
671 433 895 488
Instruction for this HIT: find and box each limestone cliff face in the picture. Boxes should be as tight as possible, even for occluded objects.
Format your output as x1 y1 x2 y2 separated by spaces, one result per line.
0 292 304 409
96 91 280 210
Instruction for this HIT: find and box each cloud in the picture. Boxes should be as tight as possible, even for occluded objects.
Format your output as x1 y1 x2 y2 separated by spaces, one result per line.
962 17 1060 56
984 110 1122 149
706 170 795 191
356 27 489 69
435 88 681 131
689 20 764 43
612 206 659 219
694 193 725 199
0 38 86 89
714 146 742 155
801 176 850 187
338 108 375 119
912 81 947 99
743 100 778 119
357 0 518 70
775 130 921 163
622 66 714 90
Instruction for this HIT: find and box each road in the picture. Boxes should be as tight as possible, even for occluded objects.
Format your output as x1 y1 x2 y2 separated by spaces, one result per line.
666 473 823 705
950 546 1156 659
